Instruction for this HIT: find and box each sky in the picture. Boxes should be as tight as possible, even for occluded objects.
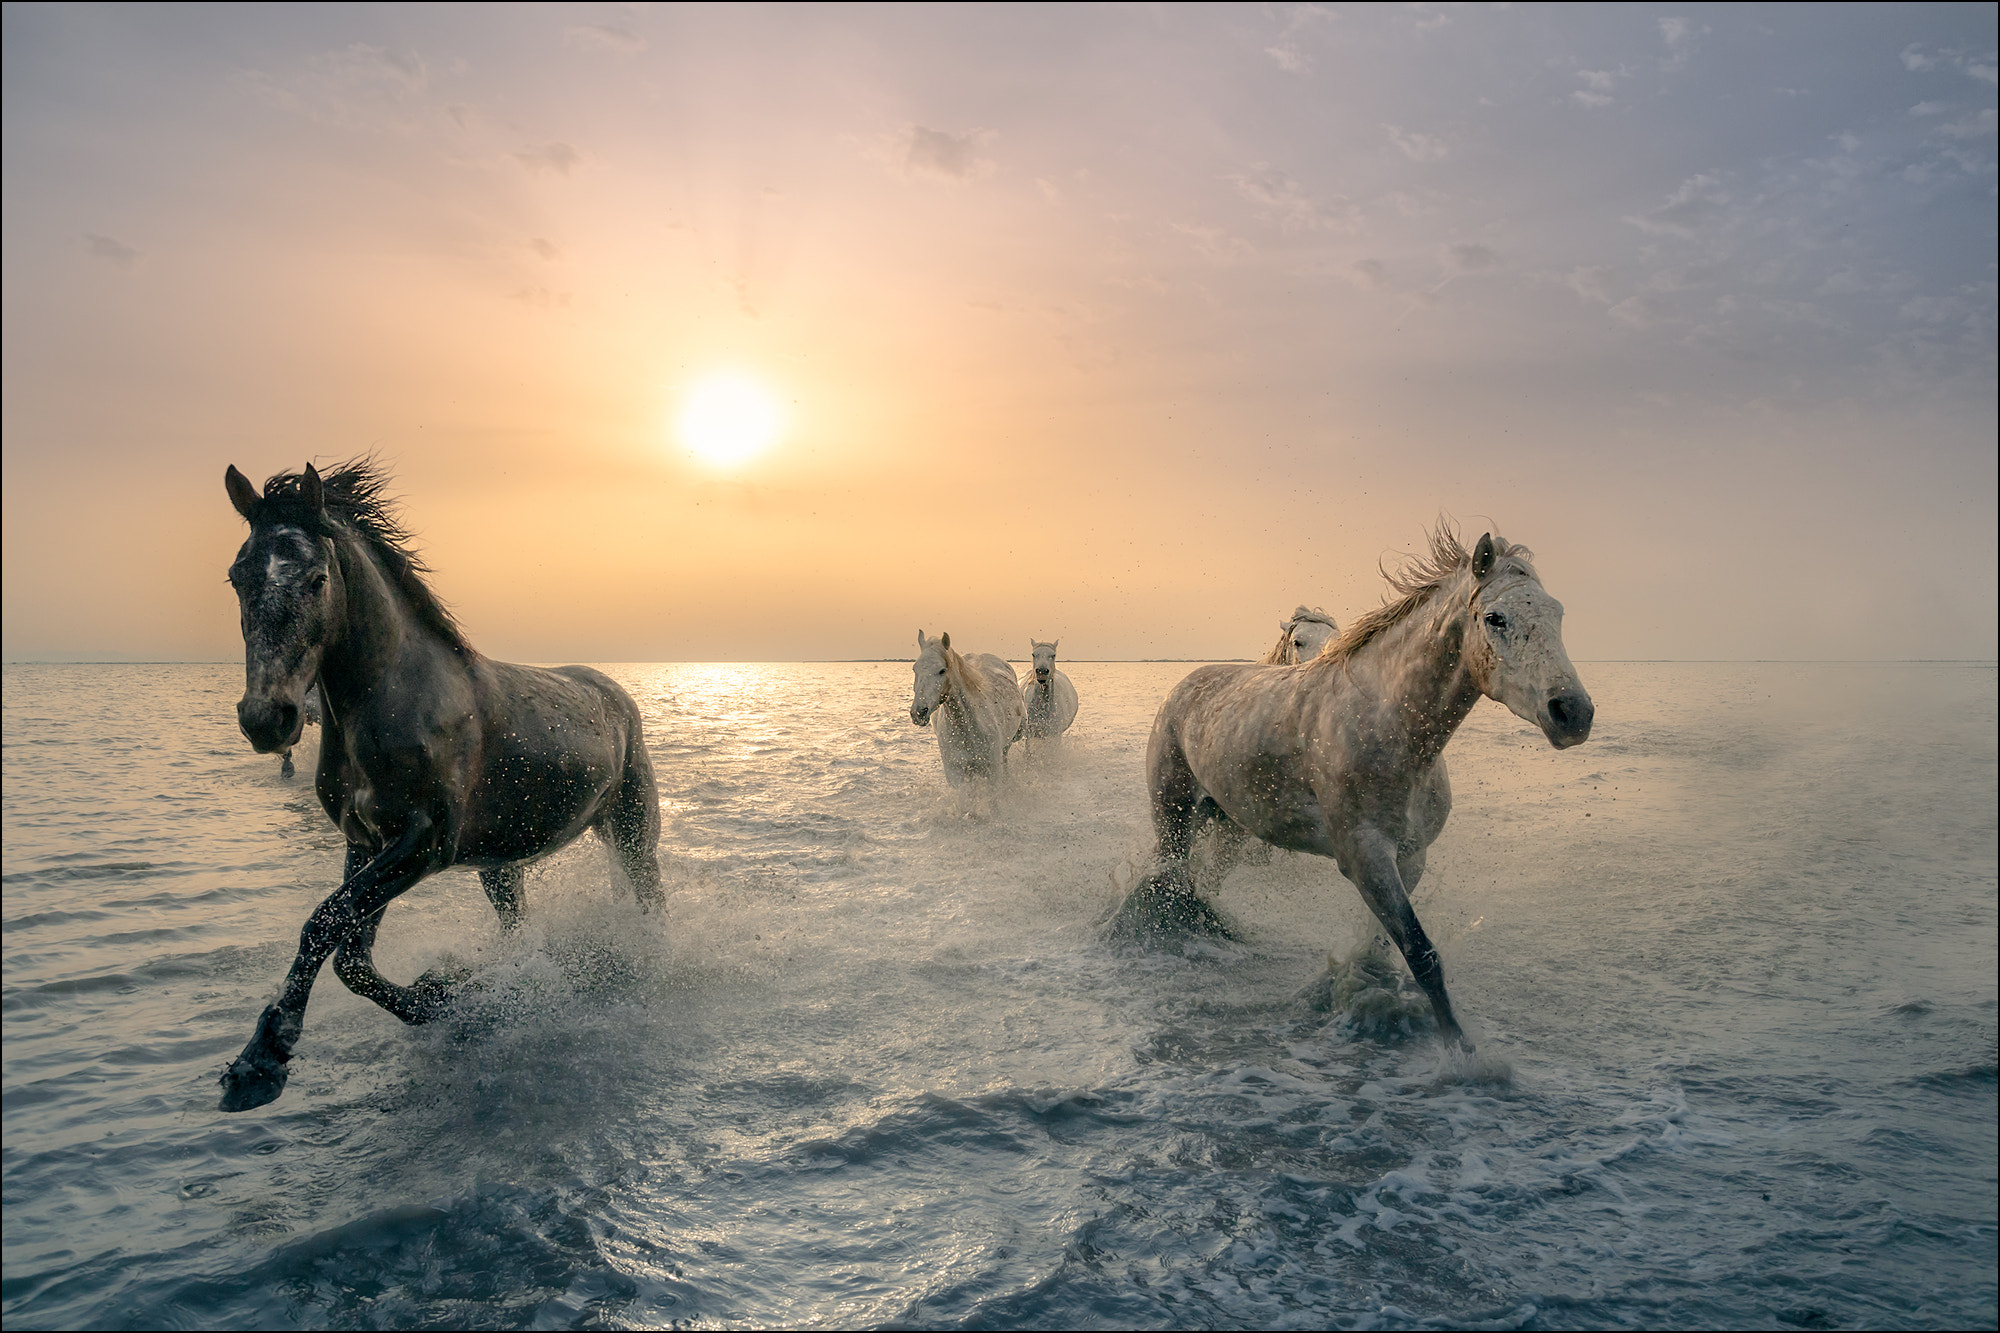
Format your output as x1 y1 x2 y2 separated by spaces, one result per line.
3 3 1995 663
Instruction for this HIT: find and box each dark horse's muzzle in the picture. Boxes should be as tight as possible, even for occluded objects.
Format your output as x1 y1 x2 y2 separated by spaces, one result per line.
238 695 304 753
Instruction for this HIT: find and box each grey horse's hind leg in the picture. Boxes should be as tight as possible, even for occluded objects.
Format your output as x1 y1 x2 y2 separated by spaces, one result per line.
479 864 526 930
1106 731 1237 943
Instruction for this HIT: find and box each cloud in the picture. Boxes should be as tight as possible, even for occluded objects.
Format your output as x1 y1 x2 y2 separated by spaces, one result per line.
322 43 427 94
83 233 140 269
1901 43 1936 72
1624 173 1730 238
530 238 560 260
1350 258 1387 288
1909 100 1947 115
1384 124 1448 162
1445 242 1502 271
906 126 990 180
1261 4 1331 73
1228 165 1359 232
565 24 646 52
1572 69 1618 107
1970 59 1998 85
1562 266 1615 304
1937 107 1997 139
516 142 582 175
1169 221 1255 262
1658 16 1704 69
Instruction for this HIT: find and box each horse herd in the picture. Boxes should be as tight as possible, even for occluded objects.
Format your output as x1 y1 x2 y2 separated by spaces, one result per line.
215 460 1594 1112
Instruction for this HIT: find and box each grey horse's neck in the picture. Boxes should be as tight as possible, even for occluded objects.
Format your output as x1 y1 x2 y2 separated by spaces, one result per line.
1338 577 1483 767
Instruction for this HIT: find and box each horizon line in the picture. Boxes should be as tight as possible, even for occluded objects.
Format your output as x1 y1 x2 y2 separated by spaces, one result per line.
5 658 1996 667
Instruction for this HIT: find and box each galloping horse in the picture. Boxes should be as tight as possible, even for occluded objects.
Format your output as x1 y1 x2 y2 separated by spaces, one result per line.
1260 606 1341 665
1110 530 1593 1048
218 460 663 1111
1020 639 1079 745
909 630 1026 785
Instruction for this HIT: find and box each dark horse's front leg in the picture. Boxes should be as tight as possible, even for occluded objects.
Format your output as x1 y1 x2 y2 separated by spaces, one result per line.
219 813 440 1112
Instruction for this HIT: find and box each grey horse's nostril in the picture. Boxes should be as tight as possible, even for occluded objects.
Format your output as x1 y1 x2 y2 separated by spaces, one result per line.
1548 692 1594 739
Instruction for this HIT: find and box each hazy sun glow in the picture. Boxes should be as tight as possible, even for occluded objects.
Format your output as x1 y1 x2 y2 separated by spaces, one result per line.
678 372 782 467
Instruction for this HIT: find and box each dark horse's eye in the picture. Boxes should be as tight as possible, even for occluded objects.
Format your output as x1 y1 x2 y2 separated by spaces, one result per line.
1484 611 1508 631
306 572 328 592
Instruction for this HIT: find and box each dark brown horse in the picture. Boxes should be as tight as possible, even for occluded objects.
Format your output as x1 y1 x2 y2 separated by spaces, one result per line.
218 460 663 1111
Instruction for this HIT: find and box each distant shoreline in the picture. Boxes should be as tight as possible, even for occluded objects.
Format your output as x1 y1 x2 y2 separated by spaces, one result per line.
6 659 1997 667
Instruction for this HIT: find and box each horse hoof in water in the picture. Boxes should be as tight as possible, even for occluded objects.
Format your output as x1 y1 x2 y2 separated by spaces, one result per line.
1103 867 1240 945
406 966 473 1022
217 1004 292 1112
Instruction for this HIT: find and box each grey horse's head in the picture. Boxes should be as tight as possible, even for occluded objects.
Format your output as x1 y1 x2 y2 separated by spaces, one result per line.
1029 639 1059 684
911 629 952 726
1463 534 1594 749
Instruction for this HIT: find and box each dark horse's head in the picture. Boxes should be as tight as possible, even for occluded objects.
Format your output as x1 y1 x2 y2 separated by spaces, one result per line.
225 463 340 753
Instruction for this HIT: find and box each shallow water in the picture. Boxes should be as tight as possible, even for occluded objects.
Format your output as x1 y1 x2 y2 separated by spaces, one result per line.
3 660 1995 1330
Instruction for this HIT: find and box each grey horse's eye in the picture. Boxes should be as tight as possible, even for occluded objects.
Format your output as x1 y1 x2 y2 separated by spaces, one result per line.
1484 611 1508 631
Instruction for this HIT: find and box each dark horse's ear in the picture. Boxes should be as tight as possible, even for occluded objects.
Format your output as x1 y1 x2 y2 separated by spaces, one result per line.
940 631 951 651
225 465 260 519
301 462 325 514
1471 533 1497 581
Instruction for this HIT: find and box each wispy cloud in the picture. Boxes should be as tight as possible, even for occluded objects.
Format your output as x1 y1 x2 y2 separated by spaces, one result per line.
516 142 582 176
1228 165 1358 232
1572 69 1619 108
1384 124 1448 162
906 126 991 180
565 24 646 53
83 233 140 269
1624 174 1731 238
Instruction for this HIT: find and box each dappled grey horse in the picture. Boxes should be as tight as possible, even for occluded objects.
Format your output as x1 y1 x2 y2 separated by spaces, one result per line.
218 460 663 1111
1111 530 1593 1048
1020 639 1079 747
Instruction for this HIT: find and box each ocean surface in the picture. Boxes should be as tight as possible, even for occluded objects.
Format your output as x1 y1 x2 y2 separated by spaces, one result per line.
3 660 1995 1331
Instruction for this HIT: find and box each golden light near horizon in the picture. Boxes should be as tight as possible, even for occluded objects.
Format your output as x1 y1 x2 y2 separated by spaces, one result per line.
677 371 784 468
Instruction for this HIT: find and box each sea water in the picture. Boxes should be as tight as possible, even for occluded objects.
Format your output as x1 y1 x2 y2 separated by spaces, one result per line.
2 660 1994 1330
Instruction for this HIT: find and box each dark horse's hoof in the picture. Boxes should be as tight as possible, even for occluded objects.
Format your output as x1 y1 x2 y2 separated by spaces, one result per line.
1103 868 1240 946
406 966 473 1022
218 1004 293 1112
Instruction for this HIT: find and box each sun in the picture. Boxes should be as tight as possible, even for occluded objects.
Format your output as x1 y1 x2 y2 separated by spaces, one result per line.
677 371 783 467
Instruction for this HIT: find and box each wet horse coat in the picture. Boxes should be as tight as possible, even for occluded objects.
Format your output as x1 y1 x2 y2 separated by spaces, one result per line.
1111 530 1593 1047
217 461 663 1111
1020 639 1079 745
909 630 1026 785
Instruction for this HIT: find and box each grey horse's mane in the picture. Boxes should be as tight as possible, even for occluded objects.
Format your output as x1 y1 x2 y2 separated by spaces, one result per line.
1312 527 1534 669
249 458 471 653
1289 605 1337 628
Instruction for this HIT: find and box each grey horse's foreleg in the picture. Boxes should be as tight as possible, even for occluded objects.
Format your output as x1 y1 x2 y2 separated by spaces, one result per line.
1344 827 1468 1048
220 814 439 1112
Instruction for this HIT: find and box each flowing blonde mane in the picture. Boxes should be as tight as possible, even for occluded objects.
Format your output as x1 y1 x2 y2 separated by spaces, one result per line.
1312 527 1534 669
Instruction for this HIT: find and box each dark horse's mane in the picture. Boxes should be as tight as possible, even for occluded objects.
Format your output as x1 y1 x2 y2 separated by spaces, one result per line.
250 458 471 653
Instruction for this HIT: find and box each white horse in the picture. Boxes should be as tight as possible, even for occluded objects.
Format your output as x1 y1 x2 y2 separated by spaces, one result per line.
1260 606 1341 665
909 630 1027 785
1110 530 1594 1049
1020 639 1079 745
